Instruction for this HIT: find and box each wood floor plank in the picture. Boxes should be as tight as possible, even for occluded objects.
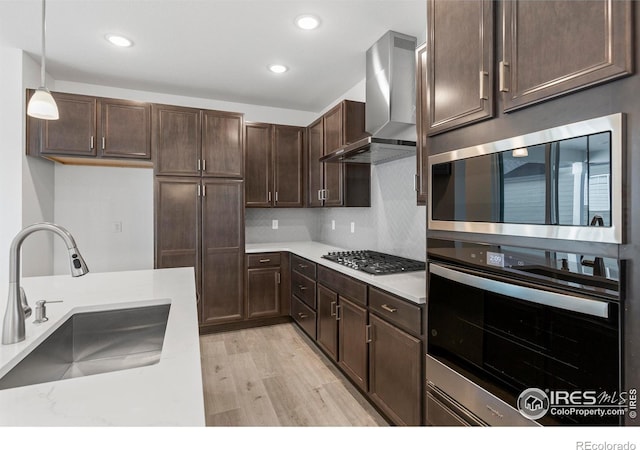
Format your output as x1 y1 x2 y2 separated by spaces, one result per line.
200 323 388 427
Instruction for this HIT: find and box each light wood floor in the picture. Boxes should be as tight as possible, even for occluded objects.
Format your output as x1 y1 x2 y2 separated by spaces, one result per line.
200 323 388 426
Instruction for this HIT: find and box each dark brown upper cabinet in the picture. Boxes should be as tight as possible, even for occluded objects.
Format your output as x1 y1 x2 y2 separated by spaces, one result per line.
245 122 304 208
153 104 243 178
416 43 428 206
426 0 494 136
307 100 371 207
153 104 201 176
500 0 633 112
202 110 244 178
27 90 151 165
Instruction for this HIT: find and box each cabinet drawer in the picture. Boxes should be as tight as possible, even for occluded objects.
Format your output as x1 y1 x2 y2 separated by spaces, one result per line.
247 252 281 268
317 266 367 306
291 295 316 340
291 271 316 309
291 254 316 279
369 287 422 336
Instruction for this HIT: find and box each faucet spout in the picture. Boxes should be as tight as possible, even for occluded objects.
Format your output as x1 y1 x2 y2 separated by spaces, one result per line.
2 223 89 345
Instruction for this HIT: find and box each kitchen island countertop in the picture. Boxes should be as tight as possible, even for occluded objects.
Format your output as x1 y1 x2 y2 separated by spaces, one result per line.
0 267 204 426
246 241 426 304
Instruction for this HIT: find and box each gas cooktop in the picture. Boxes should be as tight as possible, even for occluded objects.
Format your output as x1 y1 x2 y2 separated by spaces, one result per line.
322 250 425 275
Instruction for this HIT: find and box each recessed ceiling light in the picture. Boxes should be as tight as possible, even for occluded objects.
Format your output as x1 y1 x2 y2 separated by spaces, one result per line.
269 64 288 74
295 14 320 30
105 34 133 48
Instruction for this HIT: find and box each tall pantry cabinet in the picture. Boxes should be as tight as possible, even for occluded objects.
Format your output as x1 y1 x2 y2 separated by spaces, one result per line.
153 104 245 326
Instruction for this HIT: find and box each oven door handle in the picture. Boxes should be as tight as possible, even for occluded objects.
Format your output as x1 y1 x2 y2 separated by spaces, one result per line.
429 263 610 319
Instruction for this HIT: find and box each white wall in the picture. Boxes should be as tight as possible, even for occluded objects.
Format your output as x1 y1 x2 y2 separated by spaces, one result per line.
53 165 154 274
0 47 26 292
21 53 55 277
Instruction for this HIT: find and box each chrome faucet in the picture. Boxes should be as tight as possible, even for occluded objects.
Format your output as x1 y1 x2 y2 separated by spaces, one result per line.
2 223 89 345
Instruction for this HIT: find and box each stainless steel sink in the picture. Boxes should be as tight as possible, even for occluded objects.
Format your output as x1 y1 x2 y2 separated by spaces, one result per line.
0 303 170 390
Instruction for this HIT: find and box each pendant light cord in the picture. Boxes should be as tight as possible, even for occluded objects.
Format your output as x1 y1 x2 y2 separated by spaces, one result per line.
40 0 46 88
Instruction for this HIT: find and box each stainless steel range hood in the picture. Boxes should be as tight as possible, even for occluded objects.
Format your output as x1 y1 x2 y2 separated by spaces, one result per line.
321 30 417 165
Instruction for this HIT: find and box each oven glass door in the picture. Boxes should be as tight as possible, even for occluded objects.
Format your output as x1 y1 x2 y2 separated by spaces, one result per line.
427 263 620 425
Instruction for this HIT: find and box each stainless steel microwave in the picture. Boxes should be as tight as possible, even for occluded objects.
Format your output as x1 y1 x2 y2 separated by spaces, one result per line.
428 114 624 243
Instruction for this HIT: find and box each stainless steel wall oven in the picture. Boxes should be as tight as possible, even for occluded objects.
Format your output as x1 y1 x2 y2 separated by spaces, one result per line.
428 114 624 243
425 238 622 426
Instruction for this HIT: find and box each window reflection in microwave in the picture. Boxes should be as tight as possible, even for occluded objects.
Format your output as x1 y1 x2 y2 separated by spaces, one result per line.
431 132 612 227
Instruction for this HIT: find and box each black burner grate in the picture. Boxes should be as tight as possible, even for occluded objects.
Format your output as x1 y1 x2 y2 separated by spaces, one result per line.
322 250 425 275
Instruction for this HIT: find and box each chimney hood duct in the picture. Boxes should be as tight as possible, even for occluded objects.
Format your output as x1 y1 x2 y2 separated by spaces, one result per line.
321 30 417 165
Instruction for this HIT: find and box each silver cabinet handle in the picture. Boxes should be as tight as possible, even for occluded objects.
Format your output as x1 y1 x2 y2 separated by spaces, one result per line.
202 159 206 171
318 189 322 201
381 304 397 313
298 285 308 291
479 71 488 100
298 264 308 269
335 304 341 321
197 184 201 197
102 136 106 150
202 184 206 197
90 136 94 149
259 258 271 263
366 324 372 343
499 61 509 92
322 189 328 200
298 312 308 320
197 159 201 171
268 191 272 202
330 301 336 317
276 272 281 284
275 191 278 203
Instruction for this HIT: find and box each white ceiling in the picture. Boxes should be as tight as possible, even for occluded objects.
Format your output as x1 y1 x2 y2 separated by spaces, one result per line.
0 0 426 113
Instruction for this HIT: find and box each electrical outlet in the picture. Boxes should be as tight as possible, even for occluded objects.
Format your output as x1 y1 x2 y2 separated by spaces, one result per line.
331 220 335 230
112 221 122 233
350 222 355 233
272 219 278 230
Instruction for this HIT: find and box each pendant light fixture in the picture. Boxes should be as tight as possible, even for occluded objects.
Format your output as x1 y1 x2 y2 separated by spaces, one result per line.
27 0 59 120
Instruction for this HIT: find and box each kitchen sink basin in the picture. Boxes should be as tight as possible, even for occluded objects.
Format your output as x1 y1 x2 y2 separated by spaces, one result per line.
0 303 170 391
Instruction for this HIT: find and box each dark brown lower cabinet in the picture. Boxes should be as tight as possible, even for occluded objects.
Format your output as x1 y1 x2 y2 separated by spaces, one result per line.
246 267 281 319
368 313 422 426
155 177 244 327
316 284 338 360
337 296 368 392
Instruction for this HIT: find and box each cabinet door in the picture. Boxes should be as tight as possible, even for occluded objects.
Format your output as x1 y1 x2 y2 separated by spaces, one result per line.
40 92 97 156
155 177 200 301
152 104 201 176
100 99 151 159
273 125 304 207
323 103 344 206
202 110 244 178
246 267 280 319
338 296 368 392
416 44 428 205
244 122 272 207
200 179 245 325
426 0 494 135
501 0 632 112
307 117 324 207
316 284 338 361
369 314 422 426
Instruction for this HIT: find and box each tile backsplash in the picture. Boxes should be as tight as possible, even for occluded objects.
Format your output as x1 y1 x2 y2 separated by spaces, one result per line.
246 156 426 262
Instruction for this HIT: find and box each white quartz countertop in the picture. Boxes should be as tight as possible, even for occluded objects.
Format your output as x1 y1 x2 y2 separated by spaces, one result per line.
0 267 205 426
246 241 426 304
